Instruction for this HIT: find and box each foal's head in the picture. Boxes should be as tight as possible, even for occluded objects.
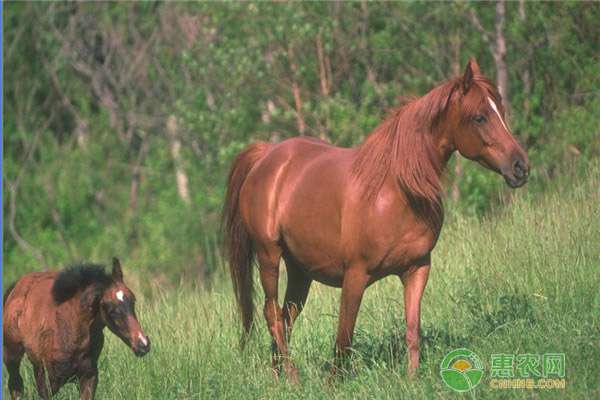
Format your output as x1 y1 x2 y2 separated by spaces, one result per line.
52 259 151 356
444 59 529 188
98 258 150 357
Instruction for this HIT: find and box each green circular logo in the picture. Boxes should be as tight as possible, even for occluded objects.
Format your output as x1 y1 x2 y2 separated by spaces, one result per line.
440 348 484 392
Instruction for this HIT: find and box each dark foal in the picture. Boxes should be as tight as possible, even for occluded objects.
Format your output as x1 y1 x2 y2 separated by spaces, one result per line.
3 258 150 399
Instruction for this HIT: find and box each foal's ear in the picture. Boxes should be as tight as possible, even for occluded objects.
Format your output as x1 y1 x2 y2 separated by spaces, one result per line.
462 58 481 93
112 257 124 281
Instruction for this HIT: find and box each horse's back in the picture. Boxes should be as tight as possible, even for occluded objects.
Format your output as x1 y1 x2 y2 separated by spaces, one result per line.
254 136 341 170
3 271 58 348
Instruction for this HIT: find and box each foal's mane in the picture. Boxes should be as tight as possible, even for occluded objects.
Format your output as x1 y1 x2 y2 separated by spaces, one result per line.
352 75 499 225
52 264 113 304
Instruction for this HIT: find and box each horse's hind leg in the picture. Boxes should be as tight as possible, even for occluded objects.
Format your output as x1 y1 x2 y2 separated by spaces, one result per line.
280 259 312 382
3 342 24 399
256 243 296 381
282 260 312 347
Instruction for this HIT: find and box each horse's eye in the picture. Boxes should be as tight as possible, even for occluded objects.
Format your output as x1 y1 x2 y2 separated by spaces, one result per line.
472 114 487 124
105 305 120 317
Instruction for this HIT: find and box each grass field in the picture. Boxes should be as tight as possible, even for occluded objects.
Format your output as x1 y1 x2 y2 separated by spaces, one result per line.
3 164 600 399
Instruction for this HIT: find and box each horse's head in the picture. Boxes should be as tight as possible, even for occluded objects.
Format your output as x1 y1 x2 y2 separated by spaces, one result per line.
99 258 150 357
446 59 529 188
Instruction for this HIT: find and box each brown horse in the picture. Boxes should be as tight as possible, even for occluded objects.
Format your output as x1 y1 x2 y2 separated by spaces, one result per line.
223 59 529 380
3 258 150 399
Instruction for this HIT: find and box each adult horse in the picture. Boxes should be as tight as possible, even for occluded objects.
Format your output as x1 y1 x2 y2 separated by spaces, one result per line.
223 59 528 380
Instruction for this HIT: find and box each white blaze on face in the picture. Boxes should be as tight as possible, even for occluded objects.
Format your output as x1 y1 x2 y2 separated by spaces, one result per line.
138 332 148 346
116 290 125 302
487 97 509 132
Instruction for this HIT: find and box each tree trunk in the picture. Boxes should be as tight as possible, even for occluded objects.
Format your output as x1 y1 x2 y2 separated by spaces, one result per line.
286 45 307 136
128 138 149 215
519 0 532 119
167 115 191 205
316 31 330 97
262 99 281 142
450 31 463 202
468 1 510 115
494 0 509 114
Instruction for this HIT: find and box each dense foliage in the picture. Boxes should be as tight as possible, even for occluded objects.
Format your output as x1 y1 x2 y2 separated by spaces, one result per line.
3 2 599 284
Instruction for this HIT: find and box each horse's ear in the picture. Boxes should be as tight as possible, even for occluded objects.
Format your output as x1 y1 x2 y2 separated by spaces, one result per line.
462 58 480 93
112 257 123 282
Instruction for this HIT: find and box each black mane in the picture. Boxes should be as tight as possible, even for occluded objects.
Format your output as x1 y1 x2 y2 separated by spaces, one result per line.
52 264 113 304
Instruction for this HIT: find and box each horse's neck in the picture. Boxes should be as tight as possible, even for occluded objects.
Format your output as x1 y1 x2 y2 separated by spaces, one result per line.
89 316 106 338
352 91 457 227
390 120 453 229
429 130 455 173
79 285 106 331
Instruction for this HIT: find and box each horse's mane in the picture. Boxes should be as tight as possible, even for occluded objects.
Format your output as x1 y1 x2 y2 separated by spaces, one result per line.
352 75 500 225
52 264 113 304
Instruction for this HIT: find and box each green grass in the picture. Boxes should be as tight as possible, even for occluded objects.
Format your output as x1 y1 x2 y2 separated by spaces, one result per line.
3 165 600 399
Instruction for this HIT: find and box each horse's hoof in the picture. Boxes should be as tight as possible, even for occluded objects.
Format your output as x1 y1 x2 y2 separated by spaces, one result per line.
407 365 419 380
287 366 300 385
271 368 280 380
326 367 341 386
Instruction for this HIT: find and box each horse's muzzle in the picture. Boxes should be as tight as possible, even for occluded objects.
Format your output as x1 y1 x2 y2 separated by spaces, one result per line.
503 157 529 188
133 335 150 357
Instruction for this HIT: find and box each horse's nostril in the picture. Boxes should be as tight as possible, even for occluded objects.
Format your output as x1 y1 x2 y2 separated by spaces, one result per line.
134 340 150 356
512 159 527 179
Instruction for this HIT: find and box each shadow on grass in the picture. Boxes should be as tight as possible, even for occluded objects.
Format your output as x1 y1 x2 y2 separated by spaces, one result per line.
317 292 537 379
464 293 537 336
311 292 538 383
316 324 471 379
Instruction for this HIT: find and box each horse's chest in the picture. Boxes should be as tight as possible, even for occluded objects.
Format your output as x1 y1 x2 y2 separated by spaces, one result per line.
44 344 99 380
377 228 438 273
359 186 442 272
29 314 100 377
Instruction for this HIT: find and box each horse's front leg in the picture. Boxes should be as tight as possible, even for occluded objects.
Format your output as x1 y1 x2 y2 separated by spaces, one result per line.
332 267 370 377
400 256 431 378
33 364 56 400
79 370 98 400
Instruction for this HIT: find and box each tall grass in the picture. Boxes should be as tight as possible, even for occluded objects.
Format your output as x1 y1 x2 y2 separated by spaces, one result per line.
3 164 599 399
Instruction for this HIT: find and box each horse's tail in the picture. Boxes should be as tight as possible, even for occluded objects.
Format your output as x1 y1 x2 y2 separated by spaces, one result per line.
222 141 271 341
3 281 17 306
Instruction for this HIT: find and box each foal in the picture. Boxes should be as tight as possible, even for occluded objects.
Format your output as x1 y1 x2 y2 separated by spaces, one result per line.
3 258 150 399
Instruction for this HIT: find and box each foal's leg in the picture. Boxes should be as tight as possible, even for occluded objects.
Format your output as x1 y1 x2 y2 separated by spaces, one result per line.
3 343 25 399
332 267 370 377
79 370 98 400
256 244 295 379
33 364 51 400
400 257 431 378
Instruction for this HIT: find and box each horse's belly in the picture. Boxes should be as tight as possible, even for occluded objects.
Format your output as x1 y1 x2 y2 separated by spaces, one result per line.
282 229 345 284
304 269 345 287
277 151 349 286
